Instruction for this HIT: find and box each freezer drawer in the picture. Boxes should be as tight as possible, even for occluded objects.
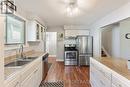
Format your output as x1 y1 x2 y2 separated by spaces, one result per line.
79 55 91 66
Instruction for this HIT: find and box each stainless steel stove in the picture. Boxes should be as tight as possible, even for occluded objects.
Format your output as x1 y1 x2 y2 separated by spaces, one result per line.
64 44 78 65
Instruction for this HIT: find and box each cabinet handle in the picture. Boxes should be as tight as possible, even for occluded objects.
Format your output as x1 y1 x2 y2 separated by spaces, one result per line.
34 69 38 73
100 80 105 86
14 82 19 87
101 70 105 76
118 84 122 87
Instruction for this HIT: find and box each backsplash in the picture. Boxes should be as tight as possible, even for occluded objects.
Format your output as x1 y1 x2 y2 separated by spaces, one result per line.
4 46 32 58
64 39 76 44
4 41 45 58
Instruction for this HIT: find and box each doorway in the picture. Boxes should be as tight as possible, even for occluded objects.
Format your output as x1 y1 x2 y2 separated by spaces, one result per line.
46 32 57 58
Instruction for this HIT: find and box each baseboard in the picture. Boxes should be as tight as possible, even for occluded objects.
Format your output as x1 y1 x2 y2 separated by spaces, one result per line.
49 55 56 57
56 59 64 62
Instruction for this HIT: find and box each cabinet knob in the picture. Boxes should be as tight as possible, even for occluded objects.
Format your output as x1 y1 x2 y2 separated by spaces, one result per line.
118 84 122 87
34 69 38 73
100 80 105 86
14 82 19 87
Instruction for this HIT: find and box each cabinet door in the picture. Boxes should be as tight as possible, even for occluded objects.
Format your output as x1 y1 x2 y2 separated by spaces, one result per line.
112 75 129 87
36 24 40 40
33 62 42 87
5 81 20 87
90 58 111 87
5 76 20 87
112 84 117 87
41 26 43 40
21 72 34 87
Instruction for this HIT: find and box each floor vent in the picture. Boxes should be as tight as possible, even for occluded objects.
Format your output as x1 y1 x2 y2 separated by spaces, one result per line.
40 81 64 87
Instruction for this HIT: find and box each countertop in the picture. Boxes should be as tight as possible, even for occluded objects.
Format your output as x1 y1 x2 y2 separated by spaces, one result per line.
95 57 130 80
4 51 47 80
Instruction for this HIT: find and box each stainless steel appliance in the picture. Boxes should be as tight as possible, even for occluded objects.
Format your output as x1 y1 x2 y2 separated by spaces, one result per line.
76 36 93 66
42 53 49 80
64 44 78 65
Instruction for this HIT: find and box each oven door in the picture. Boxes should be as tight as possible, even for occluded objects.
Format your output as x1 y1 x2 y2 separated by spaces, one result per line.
65 51 77 61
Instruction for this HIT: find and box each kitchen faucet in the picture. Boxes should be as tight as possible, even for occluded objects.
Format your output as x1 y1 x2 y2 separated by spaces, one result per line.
18 44 25 58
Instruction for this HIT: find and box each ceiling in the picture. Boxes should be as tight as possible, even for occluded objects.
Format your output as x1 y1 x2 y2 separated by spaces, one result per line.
15 0 130 27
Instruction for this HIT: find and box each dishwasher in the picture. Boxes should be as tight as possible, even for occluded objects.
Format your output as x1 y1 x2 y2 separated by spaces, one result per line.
42 53 49 80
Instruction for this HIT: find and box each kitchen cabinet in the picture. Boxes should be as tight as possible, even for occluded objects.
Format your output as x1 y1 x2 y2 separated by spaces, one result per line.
40 26 46 41
21 72 34 87
21 66 42 87
112 74 129 87
33 62 42 87
90 59 111 87
90 58 130 87
5 57 43 87
21 59 42 87
5 75 20 87
65 30 89 37
27 20 46 42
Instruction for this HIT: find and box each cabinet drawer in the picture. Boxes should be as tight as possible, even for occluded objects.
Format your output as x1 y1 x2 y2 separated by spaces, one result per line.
97 72 111 87
20 60 41 81
112 84 117 87
97 67 111 80
91 60 111 80
90 72 100 87
5 76 20 87
112 75 129 87
91 67 111 87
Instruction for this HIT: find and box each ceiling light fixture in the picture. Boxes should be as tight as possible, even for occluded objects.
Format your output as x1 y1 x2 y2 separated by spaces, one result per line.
66 0 79 17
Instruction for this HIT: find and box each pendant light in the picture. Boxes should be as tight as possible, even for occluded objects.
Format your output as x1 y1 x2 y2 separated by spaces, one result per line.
1 0 17 14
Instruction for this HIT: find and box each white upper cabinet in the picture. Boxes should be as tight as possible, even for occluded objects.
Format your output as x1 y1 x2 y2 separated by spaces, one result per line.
65 30 90 37
27 20 46 42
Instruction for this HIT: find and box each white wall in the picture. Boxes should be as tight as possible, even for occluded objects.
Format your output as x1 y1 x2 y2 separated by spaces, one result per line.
101 25 121 58
120 20 130 59
47 26 64 61
111 25 120 58
102 28 112 56
90 2 130 58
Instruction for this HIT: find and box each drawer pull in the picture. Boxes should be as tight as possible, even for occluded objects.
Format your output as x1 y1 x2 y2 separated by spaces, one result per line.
14 82 19 87
118 84 122 87
100 80 105 86
34 69 38 73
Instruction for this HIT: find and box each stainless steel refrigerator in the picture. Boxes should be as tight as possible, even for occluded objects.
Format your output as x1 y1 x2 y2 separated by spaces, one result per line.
76 36 93 66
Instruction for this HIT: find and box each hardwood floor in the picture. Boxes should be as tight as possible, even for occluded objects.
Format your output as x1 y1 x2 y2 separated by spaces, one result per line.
43 61 91 87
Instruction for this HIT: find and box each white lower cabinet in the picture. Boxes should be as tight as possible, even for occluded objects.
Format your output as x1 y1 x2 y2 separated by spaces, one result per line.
21 61 42 87
33 63 42 87
90 60 111 87
90 58 130 87
112 84 117 87
5 76 20 87
5 58 43 87
112 74 129 87
21 72 34 87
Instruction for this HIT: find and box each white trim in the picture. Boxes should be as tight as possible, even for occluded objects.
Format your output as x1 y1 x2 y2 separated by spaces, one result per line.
49 55 56 57
56 59 64 62
101 46 111 57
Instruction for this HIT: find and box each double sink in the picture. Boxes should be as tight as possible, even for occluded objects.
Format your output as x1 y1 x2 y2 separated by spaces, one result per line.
5 57 38 68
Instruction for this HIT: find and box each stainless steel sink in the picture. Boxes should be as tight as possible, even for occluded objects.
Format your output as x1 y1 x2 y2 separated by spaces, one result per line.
5 57 38 68
5 60 30 67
